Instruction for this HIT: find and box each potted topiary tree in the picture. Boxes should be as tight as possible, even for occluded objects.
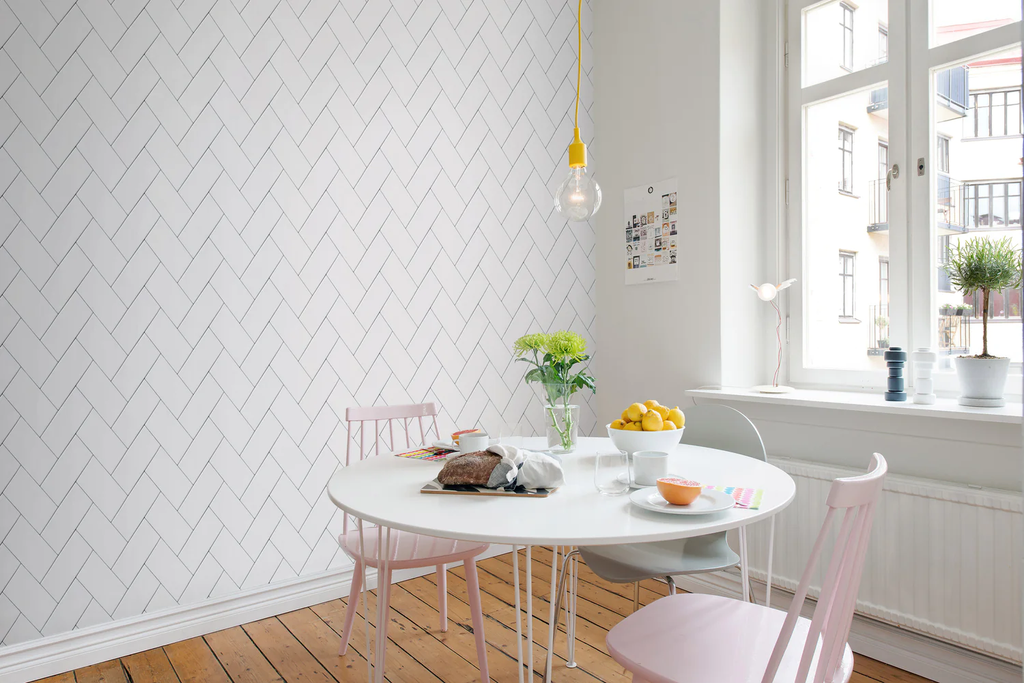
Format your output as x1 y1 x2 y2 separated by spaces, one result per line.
943 237 1023 406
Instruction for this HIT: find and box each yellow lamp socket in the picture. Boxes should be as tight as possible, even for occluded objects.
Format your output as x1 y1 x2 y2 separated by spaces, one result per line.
568 127 587 168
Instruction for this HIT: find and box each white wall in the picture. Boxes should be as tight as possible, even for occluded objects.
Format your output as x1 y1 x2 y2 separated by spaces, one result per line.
720 0 768 388
0 0 596 649
594 0 723 421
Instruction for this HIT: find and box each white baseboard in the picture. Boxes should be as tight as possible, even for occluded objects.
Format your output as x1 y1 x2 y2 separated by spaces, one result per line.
673 571 1023 683
0 546 512 683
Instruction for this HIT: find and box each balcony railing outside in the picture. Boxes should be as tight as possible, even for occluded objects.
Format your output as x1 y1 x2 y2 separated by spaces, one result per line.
937 177 968 233
869 177 968 233
938 305 971 356
867 304 889 356
867 65 968 117
937 65 969 116
867 179 888 231
867 87 888 114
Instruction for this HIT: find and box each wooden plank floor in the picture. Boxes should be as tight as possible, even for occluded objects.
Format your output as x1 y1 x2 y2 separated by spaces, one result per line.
40 549 934 683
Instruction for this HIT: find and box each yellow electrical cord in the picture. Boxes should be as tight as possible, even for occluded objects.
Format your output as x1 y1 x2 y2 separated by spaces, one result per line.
575 0 581 129
567 0 587 168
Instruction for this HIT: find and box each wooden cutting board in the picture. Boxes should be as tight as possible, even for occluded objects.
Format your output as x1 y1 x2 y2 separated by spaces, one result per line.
420 479 555 497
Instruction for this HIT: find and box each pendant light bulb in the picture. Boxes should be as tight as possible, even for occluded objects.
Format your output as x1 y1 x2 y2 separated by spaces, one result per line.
554 0 601 223
555 165 602 222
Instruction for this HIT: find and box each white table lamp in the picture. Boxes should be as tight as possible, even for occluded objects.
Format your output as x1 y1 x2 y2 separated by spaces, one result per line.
751 279 796 394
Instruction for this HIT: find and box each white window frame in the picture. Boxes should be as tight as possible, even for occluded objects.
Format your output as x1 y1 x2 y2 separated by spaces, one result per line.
839 125 856 193
785 0 1022 394
840 2 855 70
935 134 949 174
908 1 1021 396
840 250 857 318
966 88 1023 139
788 0 909 389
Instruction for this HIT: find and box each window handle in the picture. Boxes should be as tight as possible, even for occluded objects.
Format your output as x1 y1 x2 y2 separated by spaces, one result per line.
886 163 900 191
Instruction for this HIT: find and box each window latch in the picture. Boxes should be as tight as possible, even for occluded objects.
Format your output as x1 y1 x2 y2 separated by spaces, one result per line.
886 163 900 191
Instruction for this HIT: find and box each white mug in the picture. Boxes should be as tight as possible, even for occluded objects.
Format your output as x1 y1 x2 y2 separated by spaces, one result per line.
459 432 489 453
632 450 669 486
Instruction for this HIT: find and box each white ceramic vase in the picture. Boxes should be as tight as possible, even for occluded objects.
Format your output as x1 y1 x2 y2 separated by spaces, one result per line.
953 356 1010 407
912 348 936 405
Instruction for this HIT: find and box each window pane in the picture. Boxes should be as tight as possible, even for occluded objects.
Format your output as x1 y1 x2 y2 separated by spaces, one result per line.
977 95 991 137
991 183 1005 226
935 51 1023 366
803 0 888 87
932 0 1021 49
806 85 888 369
979 184 991 226
993 92 1007 136
1008 91 1022 135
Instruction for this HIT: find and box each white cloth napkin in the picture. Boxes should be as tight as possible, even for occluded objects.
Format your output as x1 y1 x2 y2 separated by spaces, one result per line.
485 444 565 490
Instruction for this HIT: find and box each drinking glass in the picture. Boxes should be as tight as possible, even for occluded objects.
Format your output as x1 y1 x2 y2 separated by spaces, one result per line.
595 451 630 495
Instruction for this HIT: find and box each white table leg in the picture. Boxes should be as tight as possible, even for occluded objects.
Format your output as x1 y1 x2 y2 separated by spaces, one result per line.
376 528 391 679
739 526 750 603
545 546 558 682
526 545 533 677
512 545 524 683
766 516 776 609
357 518 372 683
376 525 389 683
565 549 577 668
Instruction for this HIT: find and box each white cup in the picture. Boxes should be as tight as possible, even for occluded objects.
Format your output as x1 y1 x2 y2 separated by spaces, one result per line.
632 450 669 486
459 432 489 453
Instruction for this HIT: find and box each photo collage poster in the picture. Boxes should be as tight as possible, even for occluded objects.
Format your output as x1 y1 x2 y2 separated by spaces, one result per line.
624 178 679 284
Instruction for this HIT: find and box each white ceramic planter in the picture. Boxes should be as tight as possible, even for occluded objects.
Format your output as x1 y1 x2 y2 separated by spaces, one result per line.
953 356 1011 407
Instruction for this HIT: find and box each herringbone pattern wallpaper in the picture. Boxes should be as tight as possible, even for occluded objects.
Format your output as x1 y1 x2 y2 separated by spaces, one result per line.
0 0 596 646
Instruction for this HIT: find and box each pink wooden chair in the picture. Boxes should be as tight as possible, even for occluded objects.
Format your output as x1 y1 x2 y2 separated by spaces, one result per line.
606 453 888 683
337 403 490 681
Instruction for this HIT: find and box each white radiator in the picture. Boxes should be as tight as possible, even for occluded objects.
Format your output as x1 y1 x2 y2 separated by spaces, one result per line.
743 458 1023 664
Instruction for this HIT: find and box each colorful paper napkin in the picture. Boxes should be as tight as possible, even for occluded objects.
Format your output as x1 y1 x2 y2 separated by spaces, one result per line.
394 446 456 462
704 485 763 510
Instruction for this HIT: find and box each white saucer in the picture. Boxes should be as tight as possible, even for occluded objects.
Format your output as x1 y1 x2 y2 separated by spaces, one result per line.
628 487 736 515
432 439 499 451
617 472 685 490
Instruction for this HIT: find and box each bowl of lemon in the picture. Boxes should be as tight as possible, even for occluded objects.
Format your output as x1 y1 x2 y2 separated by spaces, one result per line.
606 400 685 454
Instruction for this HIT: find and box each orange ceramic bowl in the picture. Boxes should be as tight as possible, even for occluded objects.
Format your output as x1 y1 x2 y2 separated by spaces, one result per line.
656 477 703 506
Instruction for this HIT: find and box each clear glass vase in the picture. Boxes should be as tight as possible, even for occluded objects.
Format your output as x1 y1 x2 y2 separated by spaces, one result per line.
539 383 579 453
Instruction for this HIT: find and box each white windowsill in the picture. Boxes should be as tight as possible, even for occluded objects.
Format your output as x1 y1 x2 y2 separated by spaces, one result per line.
685 387 1023 425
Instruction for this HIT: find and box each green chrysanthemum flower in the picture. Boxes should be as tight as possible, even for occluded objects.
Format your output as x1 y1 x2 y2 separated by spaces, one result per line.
543 331 588 362
513 333 549 357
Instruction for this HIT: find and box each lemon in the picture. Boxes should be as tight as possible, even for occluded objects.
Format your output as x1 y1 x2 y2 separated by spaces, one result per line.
667 408 685 427
641 410 664 431
653 405 670 419
610 419 626 430
643 399 661 410
662 419 678 430
621 408 632 423
626 402 647 422
624 422 642 431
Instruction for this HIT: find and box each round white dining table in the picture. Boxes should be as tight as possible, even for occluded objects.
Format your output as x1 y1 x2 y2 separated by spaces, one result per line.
327 436 796 682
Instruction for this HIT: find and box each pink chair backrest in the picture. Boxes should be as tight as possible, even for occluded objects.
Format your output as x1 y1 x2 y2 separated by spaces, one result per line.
344 402 441 465
761 453 888 683
342 403 441 535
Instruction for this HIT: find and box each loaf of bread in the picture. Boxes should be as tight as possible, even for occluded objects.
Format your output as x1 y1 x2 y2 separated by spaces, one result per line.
437 451 501 486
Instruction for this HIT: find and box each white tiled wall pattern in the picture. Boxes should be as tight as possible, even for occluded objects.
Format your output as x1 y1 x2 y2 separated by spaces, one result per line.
0 0 596 646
